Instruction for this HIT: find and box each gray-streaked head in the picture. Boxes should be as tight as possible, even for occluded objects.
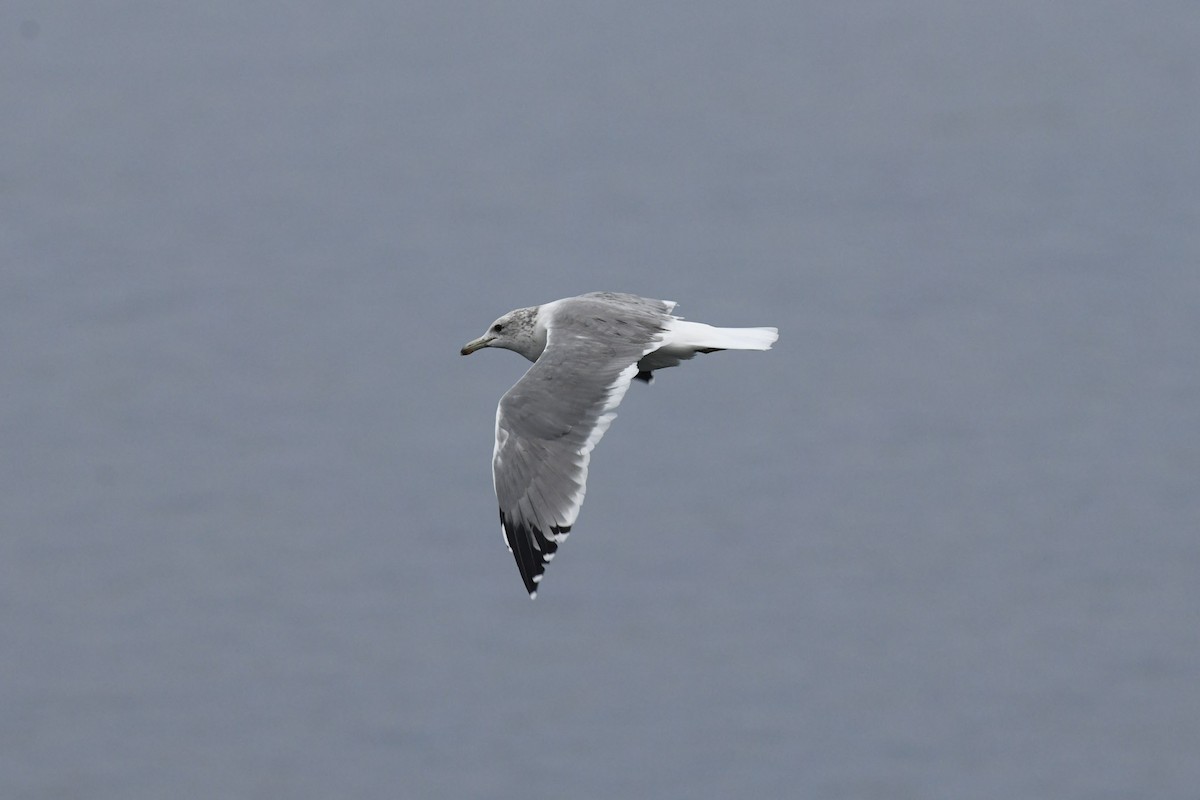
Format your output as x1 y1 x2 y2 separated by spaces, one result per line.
460 306 545 362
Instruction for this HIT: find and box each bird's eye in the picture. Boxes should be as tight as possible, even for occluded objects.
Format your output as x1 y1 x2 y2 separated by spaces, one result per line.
492 323 504 333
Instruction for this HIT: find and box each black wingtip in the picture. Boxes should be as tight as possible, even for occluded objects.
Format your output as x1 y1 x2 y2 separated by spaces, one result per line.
500 511 566 598
634 370 654 384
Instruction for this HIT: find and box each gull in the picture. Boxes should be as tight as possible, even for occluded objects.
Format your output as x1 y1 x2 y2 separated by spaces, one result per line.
461 291 778 597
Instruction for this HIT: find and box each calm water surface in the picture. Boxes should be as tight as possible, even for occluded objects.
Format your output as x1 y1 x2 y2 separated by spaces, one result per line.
2 3 1198 798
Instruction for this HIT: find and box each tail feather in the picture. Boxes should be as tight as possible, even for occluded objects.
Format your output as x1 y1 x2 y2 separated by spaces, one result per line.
664 320 779 351
635 320 778 377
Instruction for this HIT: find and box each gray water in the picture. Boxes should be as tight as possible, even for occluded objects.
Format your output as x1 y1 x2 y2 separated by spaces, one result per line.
3 3 1198 798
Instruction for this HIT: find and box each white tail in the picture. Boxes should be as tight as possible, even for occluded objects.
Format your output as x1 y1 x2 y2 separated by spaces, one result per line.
662 320 779 352
635 319 778 378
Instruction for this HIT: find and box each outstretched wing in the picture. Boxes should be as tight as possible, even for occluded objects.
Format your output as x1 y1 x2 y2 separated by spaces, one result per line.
493 294 672 596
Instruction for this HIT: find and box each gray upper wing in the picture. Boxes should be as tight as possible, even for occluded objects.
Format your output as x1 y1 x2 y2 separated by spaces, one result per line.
493 293 672 596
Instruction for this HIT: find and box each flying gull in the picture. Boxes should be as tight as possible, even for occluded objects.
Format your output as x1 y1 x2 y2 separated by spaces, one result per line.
461 291 778 597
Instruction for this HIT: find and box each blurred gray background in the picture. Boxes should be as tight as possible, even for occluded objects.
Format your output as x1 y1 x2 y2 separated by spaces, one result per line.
3 2 1198 798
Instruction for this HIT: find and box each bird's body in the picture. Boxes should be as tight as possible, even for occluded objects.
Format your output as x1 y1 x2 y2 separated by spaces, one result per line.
461 292 777 597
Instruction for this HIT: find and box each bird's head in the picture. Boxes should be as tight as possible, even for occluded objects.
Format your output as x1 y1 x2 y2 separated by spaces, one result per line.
460 306 545 362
